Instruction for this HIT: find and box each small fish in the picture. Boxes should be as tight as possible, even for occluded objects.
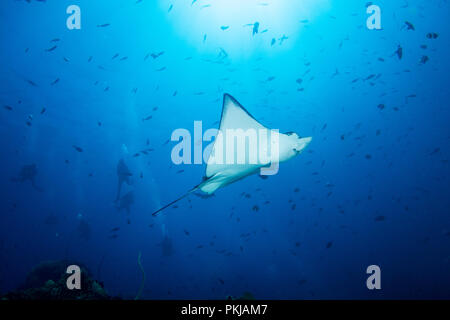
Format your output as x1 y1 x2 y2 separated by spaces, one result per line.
404 21 415 30
111 227 120 232
142 115 152 121
426 32 439 39
326 241 333 249
394 45 403 59
278 34 288 45
112 53 119 59
51 78 60 85
252 22 260 35
375 216 385 222
270 38 276 46
168 4 173 12
420 55 429 64
429 147 440 156
97 23 110 28
45 45 57 52
151 51 164 59
298 279 307 286
218 47 228 58
26 79 38 87
40 107 46 115
156 67 166 72
72 145 83 152
220 26 229 31
4 105 12 111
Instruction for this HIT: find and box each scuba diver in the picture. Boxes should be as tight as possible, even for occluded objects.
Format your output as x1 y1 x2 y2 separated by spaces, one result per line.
10 164 43 192
116 158 133 201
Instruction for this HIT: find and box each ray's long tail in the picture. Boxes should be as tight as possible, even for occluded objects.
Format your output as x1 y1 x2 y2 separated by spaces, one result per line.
151 183 202 216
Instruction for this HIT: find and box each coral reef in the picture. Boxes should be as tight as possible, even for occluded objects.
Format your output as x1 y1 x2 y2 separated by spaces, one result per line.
1 260 119 300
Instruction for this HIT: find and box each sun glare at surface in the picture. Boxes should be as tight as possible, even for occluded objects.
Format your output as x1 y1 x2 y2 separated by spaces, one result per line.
159 0 331 59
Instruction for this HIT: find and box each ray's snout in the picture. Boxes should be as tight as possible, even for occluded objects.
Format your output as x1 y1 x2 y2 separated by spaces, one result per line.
294 136 312 153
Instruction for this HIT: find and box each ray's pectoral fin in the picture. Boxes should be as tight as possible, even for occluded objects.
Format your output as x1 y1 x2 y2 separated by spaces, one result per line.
197 173 224 195
297 137 312 152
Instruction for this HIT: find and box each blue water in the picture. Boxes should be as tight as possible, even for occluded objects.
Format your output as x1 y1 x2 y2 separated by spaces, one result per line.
0 0 449 299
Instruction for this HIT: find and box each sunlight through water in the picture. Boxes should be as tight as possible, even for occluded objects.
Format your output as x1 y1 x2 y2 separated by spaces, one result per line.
159 0 331 59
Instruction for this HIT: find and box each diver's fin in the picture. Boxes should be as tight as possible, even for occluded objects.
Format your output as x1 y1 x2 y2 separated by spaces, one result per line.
116 178 124 201
151 184 200 216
